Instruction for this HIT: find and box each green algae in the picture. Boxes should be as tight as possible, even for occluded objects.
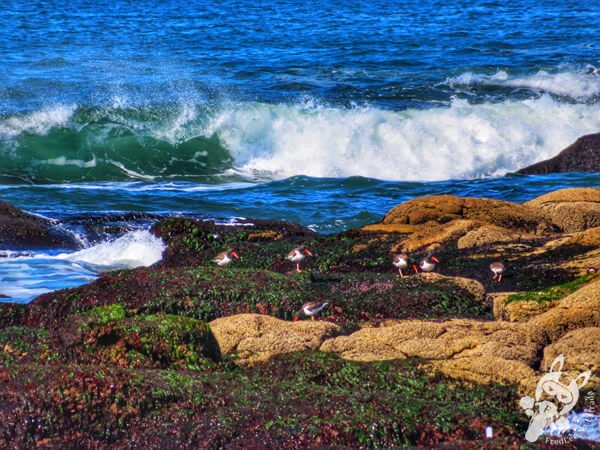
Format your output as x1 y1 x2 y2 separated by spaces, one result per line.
76 310 219 370
87 303 127 324
506 272 598 304
0 326 60 365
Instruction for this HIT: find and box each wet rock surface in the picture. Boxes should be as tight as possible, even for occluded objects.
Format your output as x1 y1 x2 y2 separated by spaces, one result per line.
0 201 76 249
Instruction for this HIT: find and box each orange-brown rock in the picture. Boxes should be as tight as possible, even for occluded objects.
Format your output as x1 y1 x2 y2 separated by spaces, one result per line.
209 314 341 364
564 226 600 247
525 188 600 232
528 279 600 345
492 293 559 322
382 195 554 233
541 327 600 381
456 225 533 249
394 219 478 253
320 319 540 389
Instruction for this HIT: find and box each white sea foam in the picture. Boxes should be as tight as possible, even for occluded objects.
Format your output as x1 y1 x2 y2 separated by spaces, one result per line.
56 229 165 270
34 156 98 168
0 104 76 139
0 230 165 302
447 68 600 100
205 96 600 181
107 160 157 181
156 102 199 144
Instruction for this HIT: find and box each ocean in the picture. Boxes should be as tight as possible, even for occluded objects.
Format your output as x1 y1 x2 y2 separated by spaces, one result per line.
1 0 600 303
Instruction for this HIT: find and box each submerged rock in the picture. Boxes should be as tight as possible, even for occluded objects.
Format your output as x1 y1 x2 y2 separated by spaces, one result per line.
517 132 600 174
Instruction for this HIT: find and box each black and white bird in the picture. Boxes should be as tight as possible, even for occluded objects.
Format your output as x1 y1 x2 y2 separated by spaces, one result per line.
287 246 312 272
392 253 414 277
212 248 239 267
415 253 440 274
294 301 329 321
490 261 505 282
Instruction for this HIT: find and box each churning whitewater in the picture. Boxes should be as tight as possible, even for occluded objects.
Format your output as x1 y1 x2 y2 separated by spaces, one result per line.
0 230 165 302
1 85 600 182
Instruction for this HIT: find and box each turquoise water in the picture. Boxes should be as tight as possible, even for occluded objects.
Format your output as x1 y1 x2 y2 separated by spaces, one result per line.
0 0 599 304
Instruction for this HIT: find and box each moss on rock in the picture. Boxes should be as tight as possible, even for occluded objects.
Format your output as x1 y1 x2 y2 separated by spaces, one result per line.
59 309 221 370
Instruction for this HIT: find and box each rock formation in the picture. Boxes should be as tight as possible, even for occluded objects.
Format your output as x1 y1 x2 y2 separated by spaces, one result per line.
518 133 600 174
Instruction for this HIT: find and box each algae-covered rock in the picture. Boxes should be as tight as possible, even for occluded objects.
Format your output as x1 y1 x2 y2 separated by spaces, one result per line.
0 326 61 365
27 267 313 328
0 353 535 449
26 266 491 333
151 217 317 268
209 313 341 363
318 272 489 326
0 303 27 328
57 305 220 369
525 188 600 232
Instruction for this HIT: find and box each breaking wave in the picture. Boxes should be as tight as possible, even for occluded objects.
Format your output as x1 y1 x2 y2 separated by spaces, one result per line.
1 94 599 183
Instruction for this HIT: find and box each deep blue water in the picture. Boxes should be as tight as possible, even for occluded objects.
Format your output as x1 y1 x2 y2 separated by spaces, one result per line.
0 0 599 304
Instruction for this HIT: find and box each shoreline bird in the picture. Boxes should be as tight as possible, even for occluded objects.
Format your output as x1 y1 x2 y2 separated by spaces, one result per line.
294 301 329 321
490 261 505 282
392 253 414 277
414 253 440 275
212 248 239 267
287 246 312 272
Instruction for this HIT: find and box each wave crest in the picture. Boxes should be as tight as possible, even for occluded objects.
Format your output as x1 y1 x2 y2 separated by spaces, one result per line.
1 96 599 182
446 67 600 100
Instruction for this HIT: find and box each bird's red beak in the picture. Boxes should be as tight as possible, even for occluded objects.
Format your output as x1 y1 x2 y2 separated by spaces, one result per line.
431 256 440 263
413 264 419 274
231 251 239 259
304 248 312 256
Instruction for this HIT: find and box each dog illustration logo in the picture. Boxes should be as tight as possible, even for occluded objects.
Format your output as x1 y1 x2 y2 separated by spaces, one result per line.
519 354 591 442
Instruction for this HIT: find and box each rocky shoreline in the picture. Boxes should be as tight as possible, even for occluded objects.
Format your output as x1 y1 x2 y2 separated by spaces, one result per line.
1 188 599 448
